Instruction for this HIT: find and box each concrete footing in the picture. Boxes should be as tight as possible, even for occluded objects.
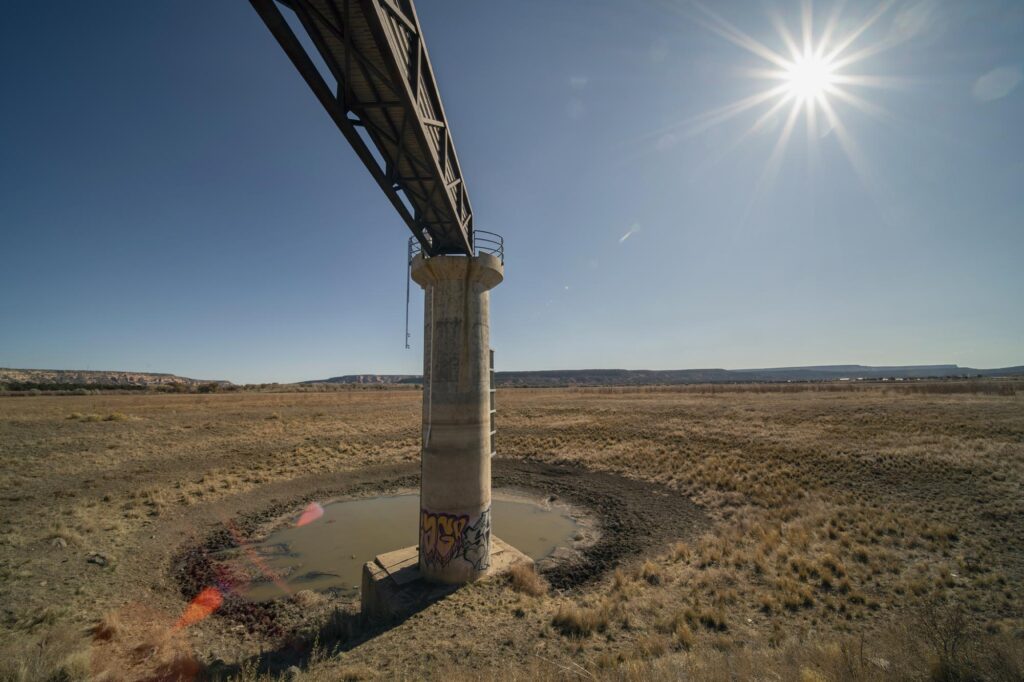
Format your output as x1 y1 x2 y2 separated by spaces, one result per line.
360 536 531 624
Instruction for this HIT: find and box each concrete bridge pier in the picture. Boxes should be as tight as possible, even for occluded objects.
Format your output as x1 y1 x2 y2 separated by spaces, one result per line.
411 252 503 584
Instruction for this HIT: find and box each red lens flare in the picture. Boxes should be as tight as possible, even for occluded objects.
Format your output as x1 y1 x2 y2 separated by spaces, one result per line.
223 519 294 598
296 502 324 527
174 587 223 629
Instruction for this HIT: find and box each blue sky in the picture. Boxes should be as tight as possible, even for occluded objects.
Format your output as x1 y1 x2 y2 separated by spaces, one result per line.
1 1 1021 383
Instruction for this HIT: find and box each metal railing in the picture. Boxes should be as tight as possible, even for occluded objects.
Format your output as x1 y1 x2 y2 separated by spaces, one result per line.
472 231 505 263
405 230 504 348
408 230 504 264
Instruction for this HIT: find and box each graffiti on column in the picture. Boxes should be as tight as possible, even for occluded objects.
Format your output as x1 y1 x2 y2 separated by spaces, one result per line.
460 506 491 571
420 507 491 570
420 510 468 568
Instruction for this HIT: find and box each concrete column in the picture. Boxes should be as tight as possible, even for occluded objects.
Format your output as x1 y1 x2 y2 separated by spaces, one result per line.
411 253 503 584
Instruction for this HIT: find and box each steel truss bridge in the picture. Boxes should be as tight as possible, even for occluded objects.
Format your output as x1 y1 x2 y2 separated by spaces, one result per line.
250 0 474 256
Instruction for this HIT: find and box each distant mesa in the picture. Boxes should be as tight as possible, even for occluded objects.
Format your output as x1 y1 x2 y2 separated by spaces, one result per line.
0 368 231 390
304 364 1024 387
301 374 421 386
4 363 1022 392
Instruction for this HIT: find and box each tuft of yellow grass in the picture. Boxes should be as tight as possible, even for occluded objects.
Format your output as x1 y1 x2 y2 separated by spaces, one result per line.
508 562 547 597
92 611 121 641
670 541 690 562
552 602 610 637
640 560 664 585
673 620 694 650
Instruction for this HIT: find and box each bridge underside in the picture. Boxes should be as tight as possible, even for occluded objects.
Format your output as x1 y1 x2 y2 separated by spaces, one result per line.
251 0 474 255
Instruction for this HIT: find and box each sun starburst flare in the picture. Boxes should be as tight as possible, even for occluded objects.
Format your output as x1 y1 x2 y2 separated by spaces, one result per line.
675 0 904 188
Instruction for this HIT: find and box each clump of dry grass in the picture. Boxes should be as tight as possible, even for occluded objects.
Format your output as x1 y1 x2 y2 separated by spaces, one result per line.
673 620 695 649
508 562 547 597
0 625 91 682
639 560 664 585
670 541 690 562
552 602 610 637
656 612 696 650
92 611 121 641
632 633 669 658
688 605 729 633
125 627 205 680
777 577 815 611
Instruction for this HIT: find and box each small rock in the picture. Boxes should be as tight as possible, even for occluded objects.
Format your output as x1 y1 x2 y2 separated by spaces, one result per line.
86 553 108 567
51 537 68 549
870 657 891 671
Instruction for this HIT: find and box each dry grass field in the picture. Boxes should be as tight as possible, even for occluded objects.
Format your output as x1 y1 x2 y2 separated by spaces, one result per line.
1 384 1022 680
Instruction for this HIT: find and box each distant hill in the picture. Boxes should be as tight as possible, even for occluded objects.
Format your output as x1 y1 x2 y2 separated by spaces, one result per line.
6 363 1022 391
304 364 1024 387
0 368 232 390
302 374 421 386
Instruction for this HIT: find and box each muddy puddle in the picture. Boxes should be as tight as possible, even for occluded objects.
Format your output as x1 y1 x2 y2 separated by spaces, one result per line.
234 491 579 601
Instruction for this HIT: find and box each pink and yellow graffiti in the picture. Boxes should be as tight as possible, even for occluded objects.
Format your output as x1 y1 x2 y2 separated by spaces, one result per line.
419 509 468 568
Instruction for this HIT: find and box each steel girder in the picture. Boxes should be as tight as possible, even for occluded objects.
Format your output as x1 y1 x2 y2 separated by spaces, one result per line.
250 0 474 255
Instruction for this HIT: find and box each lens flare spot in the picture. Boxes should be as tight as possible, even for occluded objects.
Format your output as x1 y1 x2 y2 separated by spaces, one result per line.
296 502 325 527
175 587 223 629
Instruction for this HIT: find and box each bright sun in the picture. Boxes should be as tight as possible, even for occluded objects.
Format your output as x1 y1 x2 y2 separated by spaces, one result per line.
785 52 836 102
671 1 898 187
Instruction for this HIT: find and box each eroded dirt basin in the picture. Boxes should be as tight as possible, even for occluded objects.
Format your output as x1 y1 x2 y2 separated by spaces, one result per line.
170 459 707 668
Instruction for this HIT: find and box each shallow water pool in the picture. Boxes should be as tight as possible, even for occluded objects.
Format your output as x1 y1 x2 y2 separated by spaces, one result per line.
240 492 578 601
